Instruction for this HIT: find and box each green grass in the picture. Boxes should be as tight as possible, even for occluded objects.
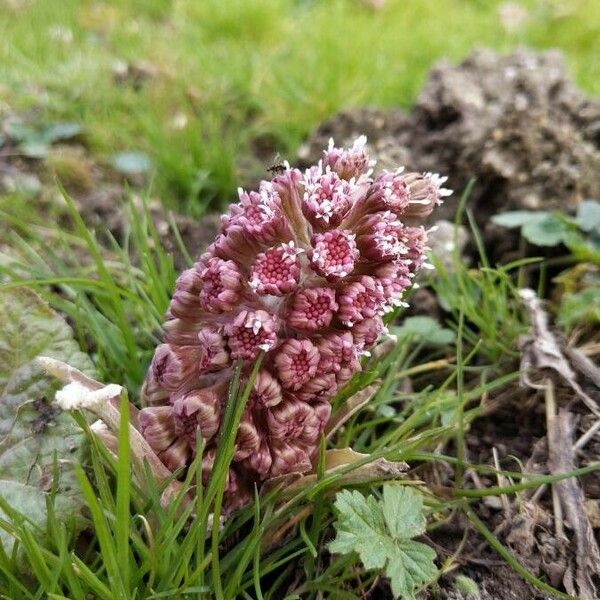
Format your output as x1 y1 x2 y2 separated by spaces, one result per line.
1 1 599 597
1 191 596 598
1 0 599 213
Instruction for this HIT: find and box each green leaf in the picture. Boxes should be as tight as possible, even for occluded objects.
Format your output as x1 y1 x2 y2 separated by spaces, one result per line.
111 151 152 175
558 286 600 330
0 288 95 558
381 485 427 540
43 122 83 144
393 316 455 346
575 200 600 233
329 485 437 599
521 214 569 247
490 211 548 228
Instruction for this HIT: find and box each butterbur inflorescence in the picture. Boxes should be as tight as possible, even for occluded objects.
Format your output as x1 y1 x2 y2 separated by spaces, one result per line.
139 136 450 510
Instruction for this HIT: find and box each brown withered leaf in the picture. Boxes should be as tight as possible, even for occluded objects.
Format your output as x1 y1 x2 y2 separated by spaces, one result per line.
263 448 409 499
549 410 600 600
518 288 600 417
325 384 379 440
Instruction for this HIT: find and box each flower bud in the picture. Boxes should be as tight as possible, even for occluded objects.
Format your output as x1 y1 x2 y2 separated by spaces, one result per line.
323 135 373 180
274 338 320 391
288 287 338 331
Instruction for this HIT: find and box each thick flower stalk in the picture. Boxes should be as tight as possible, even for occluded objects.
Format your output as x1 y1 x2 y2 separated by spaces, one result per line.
139 137 450 509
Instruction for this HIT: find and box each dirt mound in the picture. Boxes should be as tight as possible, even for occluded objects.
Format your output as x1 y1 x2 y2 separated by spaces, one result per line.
300 48 600 224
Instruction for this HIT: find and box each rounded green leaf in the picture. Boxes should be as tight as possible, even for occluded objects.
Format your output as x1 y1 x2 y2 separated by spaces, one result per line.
0 288 96 559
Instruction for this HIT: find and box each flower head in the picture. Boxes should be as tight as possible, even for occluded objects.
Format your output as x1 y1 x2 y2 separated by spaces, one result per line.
197 326 230 372
352 316 386 349
274 338 320 391
375 261 412 310
318 332 361 386
366 168 410 213
224 182 290 242
288 287 338 331
141 136 445 510
139 406 191 471
310 229 359 281
302 165 354 228
266 397 324 444
402 172 452 219
150 344 201 391
225 309 279 360
403 226 430 273
247 369 283 409
356 211 408 262
168 267 203 320
337 276 385 327
249 242 302 296
172 386 222 445
199 257 244 313
323 135 373 180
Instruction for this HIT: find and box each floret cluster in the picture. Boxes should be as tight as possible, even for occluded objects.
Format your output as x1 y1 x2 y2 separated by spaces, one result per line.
139 137 450 508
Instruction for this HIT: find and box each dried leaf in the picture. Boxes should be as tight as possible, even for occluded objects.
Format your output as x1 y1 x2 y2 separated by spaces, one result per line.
325 384 378 440
518 288 600 417
263 448 408 498
548 410 600 599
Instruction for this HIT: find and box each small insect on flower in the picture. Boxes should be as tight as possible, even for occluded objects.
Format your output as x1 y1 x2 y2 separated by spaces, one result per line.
266 153 288 176
140 136 449 510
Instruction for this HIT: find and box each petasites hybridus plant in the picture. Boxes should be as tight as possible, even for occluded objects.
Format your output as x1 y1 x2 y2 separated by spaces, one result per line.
137 136 450 510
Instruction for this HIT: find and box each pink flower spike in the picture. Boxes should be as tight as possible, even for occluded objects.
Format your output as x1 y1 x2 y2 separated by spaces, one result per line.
139 136 446 511
288 287 338 331
302 165 354 228
323 136 374 180
199 257 244 313
249 242 302 296
274 338 320 390
310 229 359 281
337 276 385 327
225 309 279 360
